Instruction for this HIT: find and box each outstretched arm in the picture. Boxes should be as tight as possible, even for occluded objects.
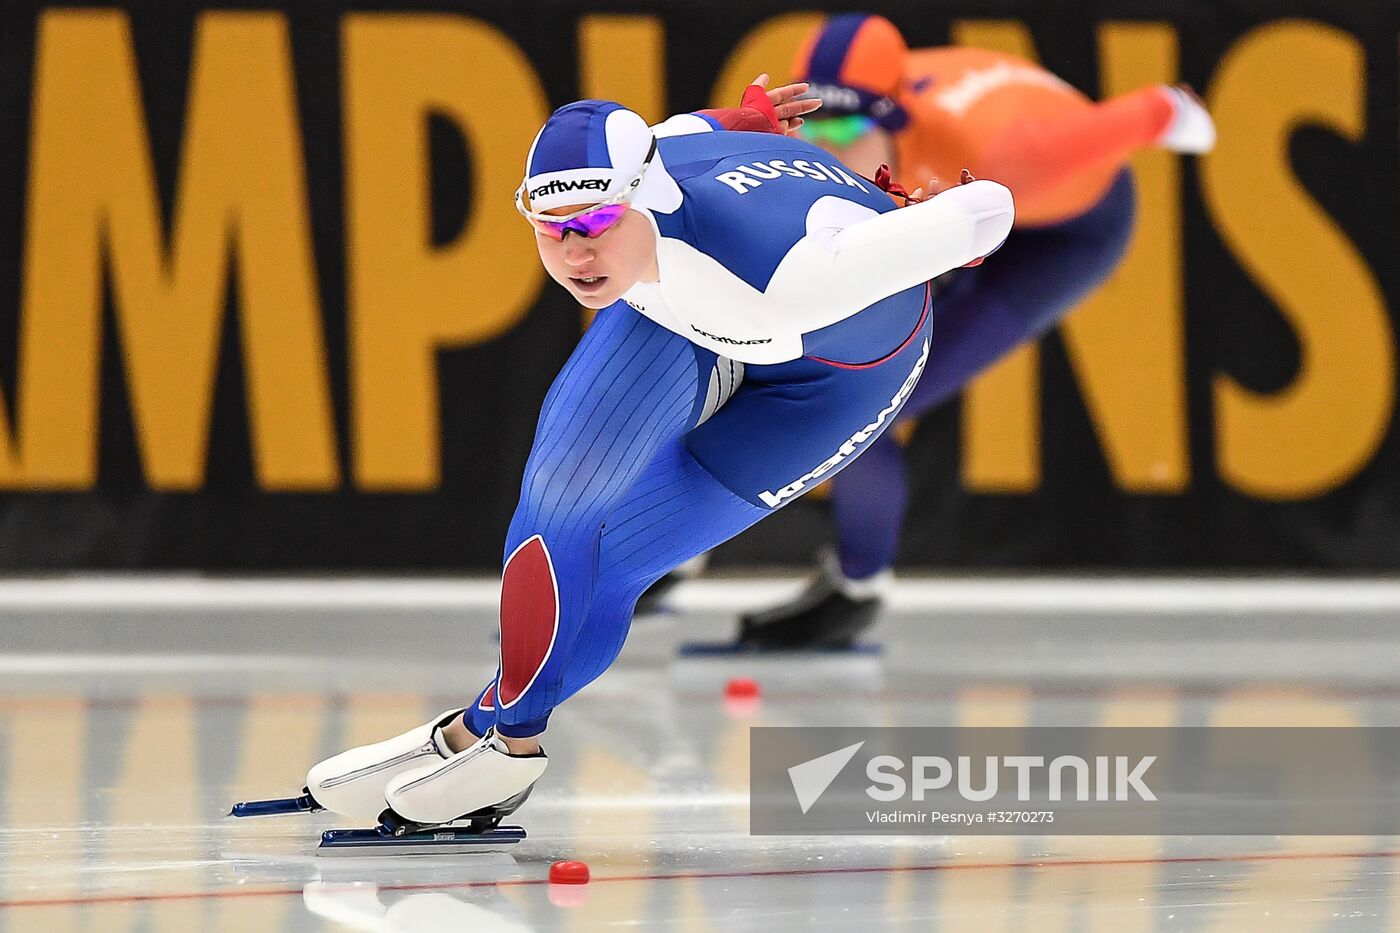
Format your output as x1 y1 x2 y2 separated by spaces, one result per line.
762 180 1015 330
978 85 1212 205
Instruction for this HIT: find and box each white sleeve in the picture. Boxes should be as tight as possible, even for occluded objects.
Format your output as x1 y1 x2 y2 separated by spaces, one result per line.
761 180 1015 330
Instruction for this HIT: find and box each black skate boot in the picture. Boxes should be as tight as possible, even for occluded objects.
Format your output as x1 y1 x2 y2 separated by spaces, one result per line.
634 570 683 616
736 553 888 650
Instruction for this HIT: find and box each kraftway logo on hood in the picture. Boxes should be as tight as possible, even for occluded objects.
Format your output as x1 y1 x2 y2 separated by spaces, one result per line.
529 177 612 200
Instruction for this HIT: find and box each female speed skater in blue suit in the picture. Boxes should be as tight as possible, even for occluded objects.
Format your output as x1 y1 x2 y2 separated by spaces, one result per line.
291 78 1014 834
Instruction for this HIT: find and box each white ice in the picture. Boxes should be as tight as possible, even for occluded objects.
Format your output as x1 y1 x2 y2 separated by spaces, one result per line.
0 577 1397 931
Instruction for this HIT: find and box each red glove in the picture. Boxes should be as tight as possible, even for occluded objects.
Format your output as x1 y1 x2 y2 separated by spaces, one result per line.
739 82 782 132
694 82 785 134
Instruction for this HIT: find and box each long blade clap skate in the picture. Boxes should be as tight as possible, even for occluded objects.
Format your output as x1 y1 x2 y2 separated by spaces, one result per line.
372 728 547 836
227 709 466 824
316 824 528 857
228 709 539 854
228 789 323 818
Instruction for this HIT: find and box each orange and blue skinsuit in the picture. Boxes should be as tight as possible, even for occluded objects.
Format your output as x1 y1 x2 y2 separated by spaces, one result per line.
794 14 1190 580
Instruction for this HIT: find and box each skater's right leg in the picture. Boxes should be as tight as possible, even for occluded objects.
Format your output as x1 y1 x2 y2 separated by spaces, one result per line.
470 306 710 741
387 294 929 828
376 306 727 829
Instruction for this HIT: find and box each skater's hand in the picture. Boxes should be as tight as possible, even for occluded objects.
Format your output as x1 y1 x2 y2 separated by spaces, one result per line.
911 170 993 266
749 73 822 135
909 168 979 201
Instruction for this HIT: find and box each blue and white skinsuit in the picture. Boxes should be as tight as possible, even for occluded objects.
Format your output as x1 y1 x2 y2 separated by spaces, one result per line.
468 101 1013 738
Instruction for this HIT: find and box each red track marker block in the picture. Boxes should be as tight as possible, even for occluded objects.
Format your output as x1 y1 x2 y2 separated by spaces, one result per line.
549 860 591 885
724 677 761 700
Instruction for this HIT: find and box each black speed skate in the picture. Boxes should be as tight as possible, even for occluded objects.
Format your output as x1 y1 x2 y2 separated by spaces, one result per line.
634 570 683 616
737 562 885 651
635 553 711 616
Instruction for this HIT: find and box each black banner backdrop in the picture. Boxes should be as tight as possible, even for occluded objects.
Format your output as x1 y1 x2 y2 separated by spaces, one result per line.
0 0 1395 570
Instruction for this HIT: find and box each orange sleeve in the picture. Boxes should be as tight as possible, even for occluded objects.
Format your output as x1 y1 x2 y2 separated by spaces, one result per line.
975 86 1174 207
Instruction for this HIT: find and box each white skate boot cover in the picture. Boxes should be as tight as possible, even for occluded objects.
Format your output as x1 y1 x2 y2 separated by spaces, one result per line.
306 709 462 821
385 728 548 825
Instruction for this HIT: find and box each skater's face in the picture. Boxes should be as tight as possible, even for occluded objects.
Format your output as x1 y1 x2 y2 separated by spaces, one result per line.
534 205 659 309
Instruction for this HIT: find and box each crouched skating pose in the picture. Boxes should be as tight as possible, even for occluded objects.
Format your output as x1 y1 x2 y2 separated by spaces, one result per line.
304 81 1013 832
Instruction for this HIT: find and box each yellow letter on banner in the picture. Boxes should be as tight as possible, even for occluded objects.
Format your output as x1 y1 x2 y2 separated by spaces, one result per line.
344 15 548 491
709 12 824 109
952 21 1042 492
1062 22 1189 492
957 21 1190 493
1203 21 1393 499
580 15 666 124
16 11 338 491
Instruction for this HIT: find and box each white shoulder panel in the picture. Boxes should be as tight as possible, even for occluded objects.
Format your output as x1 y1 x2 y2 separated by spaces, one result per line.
651 113 717 139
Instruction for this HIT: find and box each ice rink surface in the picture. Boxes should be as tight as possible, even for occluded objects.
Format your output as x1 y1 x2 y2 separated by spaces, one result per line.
2 576 1400 931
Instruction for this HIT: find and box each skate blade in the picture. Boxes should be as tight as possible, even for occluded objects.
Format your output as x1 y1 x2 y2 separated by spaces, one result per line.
229 792 321 818
317 825 526 857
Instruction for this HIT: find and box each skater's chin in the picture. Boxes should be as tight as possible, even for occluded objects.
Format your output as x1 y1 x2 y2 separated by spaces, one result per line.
569 282 623 308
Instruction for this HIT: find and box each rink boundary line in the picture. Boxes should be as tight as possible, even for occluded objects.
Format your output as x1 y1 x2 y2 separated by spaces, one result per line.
4 576 1400 612
3 845 1400 911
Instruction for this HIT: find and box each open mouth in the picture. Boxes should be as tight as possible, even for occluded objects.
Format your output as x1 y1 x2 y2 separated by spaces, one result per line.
571 275 608 293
